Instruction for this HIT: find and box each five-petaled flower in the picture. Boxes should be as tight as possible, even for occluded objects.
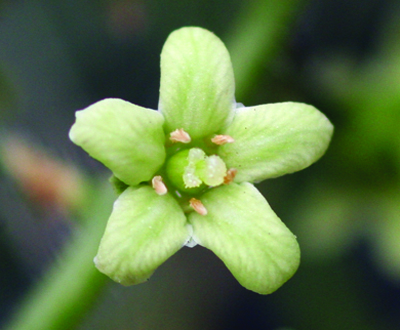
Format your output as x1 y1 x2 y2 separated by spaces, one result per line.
69 27 333 294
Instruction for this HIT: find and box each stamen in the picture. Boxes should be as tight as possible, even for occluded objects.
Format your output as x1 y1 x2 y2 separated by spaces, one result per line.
189 198 208 215
224 168 237 184
170 128 191 143
211 134 234 145
152 176 168 195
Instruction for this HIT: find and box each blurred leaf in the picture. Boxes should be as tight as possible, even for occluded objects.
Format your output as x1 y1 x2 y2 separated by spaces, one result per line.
292 180 361 261
226 0 307 101
370 191 400 283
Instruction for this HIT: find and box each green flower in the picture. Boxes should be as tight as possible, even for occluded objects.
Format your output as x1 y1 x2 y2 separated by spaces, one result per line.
69 27 333 294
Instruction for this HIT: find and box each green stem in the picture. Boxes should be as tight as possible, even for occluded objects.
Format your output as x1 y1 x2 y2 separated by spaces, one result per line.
226 0 307 101
4 181 114 330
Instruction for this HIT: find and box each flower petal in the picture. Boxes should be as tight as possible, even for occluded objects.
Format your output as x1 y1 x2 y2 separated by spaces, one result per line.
69 98 166 186
218 102 334 182
95 185 190 285
189 182 300 294
159 27 236 140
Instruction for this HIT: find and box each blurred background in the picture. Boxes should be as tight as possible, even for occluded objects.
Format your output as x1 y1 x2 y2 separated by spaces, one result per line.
1 0 400 329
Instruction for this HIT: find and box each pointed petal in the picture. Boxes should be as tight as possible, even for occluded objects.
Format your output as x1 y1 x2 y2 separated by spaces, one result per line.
95 185 190 285
189 182 300 294
159 27 236 140
219 102 333 182
69 98 166 186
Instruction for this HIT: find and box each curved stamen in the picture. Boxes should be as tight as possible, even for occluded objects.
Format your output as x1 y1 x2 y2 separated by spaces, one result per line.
170 128 191 143
211 134 234 145
189 198 207 215
152 175 168 195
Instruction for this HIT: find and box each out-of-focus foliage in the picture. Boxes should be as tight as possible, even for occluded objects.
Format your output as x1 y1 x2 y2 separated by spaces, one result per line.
0 67 17 117
291 7 400 283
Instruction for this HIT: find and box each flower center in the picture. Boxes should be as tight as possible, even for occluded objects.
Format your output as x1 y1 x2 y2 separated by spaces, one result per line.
150 129 235 215
165 148 227 193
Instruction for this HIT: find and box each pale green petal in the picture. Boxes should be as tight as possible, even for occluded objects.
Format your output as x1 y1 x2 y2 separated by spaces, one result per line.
218 102 334 183
69 98 166 186
95 185 190 285
189 182 300 294
159 27 236 140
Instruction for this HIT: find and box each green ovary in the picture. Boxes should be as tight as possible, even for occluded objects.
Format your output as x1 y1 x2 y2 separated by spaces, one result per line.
165 148 227 193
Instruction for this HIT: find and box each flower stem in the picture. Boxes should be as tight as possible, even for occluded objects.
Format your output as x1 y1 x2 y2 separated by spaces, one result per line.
4 181 114 330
